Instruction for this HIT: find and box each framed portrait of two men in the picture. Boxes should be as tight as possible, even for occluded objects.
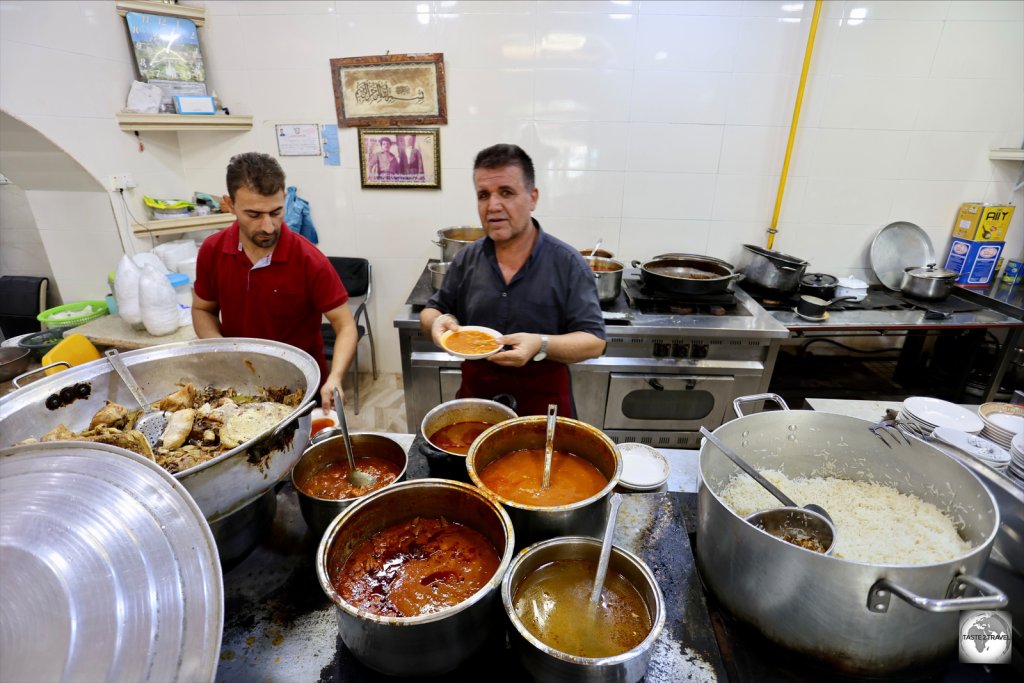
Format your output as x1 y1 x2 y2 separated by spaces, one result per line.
358 128 440 189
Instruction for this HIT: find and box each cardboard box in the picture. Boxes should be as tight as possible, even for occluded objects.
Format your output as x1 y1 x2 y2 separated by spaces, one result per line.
944 238 1004 286
952 203 1015 242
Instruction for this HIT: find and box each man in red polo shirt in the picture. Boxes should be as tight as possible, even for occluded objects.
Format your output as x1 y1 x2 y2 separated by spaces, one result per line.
192 152 357 409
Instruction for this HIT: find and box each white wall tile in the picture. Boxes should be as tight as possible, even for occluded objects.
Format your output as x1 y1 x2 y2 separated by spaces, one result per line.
711 174 792 222
719 126 788 176
734 16 813 74
836 1 950 22
793 176 897 225
947 1 1024 22
440 121 536 171
737 1 818 20
634 15 736 71
887 180 989 227
726 73 798 126
808 129 912 179
238 14 336 70
438 13 537 68
534 122 629 171
536 170 625 217
622 172 717 219
618 218 711 259
931 20 1024 80
626 124 723 173
534 216 623 257
238 1 336 14
784 221 879 272
534 69 633 121
706 221 775 266
901 132 997 181
915 79 1024 133
630 71 729 124
818 76 925 130
536 14 637 69
831 20 944 77
334 12 443 57
638 1 740 16
446 68 534 121
540 2 638 14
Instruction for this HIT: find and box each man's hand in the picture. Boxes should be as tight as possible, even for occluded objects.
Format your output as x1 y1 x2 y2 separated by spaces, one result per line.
320 376 345 412
488 332 542 367
430 313 460 347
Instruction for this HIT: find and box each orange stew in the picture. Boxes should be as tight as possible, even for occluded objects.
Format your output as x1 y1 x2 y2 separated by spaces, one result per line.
311 417 336 435
478 448 608 506
300 456 401 499
590 263 622 272
333 517 501 617
429 421 494 455
444 329 500 355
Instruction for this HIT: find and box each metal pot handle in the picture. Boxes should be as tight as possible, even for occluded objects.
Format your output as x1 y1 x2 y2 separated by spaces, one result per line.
12 362 72 389
732 393 789 418
631 260 642 268
868 575 1008 613
431 239 442 247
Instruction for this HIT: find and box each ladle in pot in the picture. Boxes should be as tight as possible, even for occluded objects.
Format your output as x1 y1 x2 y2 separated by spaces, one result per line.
587 238 603 265
334 387 376 490
699 427 836 554
541 404 557 488
589 492 623 608
104 348 168 446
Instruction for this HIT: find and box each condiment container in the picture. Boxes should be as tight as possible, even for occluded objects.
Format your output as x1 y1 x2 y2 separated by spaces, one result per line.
835 275 869 302
166 272 191 307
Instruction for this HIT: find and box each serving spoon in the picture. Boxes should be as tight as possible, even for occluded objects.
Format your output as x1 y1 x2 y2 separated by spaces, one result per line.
589 492 623 609
105 348 168 446
587 238 604 266
699 427 835 554
540 404 557 488
334 387 376 490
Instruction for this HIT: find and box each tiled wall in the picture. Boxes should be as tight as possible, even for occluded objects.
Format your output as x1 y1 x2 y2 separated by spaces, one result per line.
2 0 1022 373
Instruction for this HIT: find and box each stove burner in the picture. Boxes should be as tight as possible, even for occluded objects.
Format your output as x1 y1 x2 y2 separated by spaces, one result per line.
622 278 738 315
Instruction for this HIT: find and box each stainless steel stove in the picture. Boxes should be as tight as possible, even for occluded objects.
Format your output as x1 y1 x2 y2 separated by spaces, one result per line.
394 264 789 446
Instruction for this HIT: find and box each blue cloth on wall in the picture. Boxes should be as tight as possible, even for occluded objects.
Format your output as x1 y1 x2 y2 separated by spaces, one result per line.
284 186 319 244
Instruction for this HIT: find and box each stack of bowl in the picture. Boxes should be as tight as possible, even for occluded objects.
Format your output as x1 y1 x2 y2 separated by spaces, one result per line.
977 402 1024 449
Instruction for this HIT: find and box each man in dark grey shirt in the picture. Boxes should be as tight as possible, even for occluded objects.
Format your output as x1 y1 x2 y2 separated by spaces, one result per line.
420 144 606 416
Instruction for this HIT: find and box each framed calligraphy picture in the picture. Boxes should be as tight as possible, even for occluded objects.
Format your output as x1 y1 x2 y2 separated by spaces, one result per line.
358 128 440 189
330 53 447 127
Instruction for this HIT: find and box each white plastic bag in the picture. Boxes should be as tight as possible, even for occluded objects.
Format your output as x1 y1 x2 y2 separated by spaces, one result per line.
132 252 169 274
114 255 143 328
124 81 162 114
153 239 199 272
139 265 181 336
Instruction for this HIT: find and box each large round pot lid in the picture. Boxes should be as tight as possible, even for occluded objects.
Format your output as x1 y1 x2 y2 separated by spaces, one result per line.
870 221 935 291
0 442 223 683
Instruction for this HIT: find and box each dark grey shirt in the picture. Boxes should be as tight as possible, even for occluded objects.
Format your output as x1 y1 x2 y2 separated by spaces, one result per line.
426 220 606 340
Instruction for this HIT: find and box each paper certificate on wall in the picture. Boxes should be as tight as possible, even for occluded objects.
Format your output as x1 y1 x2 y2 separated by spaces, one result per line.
276 125 322 157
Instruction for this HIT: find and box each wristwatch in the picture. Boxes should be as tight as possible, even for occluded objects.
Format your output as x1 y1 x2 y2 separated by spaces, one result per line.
532 335 549 362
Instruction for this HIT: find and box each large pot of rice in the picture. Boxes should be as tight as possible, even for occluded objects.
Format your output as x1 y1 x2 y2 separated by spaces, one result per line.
697 394 1006 676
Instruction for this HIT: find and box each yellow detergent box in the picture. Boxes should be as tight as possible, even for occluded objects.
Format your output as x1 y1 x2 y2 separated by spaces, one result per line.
952 203 1015 242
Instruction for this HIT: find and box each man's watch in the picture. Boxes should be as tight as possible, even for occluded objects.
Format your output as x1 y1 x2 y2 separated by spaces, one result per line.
532 335 549 362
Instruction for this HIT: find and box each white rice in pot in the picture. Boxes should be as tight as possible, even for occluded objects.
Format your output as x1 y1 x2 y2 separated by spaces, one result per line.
719 469 971 565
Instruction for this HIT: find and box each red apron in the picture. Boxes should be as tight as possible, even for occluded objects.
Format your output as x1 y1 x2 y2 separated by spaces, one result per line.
457 360 574 417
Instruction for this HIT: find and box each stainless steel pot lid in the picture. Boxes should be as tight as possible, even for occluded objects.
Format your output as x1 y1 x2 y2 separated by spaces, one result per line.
904 263 957 279
0 442 223 683
870 221 935 291
742 244 808 267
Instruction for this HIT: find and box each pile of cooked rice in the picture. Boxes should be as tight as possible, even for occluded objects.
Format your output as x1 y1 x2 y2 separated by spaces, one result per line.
719 469 971 565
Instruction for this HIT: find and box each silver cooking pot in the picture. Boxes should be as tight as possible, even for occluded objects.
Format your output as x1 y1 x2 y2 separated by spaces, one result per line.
434 226 485 262
0 338 318 525
589 256 624 304
739 244 808 293
900 263 957 300
697 394 1006 676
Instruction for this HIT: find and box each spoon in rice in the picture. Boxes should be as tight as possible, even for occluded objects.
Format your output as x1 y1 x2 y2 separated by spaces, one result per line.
700 427 836 554
334 387 376 490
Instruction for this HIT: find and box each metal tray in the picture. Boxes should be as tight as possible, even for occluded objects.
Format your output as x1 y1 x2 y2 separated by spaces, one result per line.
0 442 223 683
870 221 935 291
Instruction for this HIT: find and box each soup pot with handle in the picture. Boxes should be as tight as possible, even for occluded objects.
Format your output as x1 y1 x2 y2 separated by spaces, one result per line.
697 393 1005 676
434 226 485 262
739 244 809 293
632 254 742 296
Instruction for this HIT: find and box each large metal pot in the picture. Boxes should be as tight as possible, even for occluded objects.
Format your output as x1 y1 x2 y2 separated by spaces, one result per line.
0 338 318 525
739 244 809 293
632 255 742 296
697 394 1006 675
466 416 620 547
589 256 624 304
501 537 665 683
434 226 485 262
0 347 31 382
900 263 957 300
317 479 515 677
421 398 518 460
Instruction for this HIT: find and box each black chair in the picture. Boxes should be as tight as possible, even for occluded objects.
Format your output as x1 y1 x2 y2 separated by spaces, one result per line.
322 257 378 414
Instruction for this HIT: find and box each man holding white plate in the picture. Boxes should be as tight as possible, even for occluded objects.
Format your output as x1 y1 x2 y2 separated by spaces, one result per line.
419 144 606 417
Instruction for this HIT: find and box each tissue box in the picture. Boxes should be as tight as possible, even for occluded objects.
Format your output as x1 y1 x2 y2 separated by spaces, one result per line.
951 203 1015 242
944 238 1004 286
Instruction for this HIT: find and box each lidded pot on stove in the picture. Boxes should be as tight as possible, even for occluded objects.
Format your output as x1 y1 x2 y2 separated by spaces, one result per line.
798 273 838 300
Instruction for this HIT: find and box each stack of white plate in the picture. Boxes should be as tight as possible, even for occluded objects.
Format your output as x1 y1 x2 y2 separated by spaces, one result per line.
1008 433 1024 485
932 427 1010 471
898 396 984 435
977 402 1024 450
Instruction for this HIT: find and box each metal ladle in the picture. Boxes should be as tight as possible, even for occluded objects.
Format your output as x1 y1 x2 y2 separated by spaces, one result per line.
699 427 836 554
587 238 604 266
334 387 376 490
589 492 623 609
105 349 168 446
540 404 557 488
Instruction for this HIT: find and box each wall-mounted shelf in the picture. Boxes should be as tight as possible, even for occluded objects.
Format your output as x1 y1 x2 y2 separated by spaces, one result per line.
132 213 234 237
116 0 205 25
117 113 253 132
990 148 1024 161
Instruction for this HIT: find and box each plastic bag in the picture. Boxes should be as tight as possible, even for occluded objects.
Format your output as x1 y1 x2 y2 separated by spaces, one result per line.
114 255 143 328
124 81 162 114
152 239 198 272
139 265 181 336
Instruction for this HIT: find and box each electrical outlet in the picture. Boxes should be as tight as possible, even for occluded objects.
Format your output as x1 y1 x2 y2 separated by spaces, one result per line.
110 175 124 191
110 174 137 191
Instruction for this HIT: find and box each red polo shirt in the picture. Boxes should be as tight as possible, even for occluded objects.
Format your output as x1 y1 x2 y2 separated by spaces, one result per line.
194 221 347 382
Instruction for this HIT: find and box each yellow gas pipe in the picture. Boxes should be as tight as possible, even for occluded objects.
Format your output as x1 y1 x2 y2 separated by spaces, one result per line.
767 0 823 251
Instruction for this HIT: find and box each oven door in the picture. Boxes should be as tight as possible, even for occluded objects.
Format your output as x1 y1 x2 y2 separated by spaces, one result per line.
603 373 732 431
